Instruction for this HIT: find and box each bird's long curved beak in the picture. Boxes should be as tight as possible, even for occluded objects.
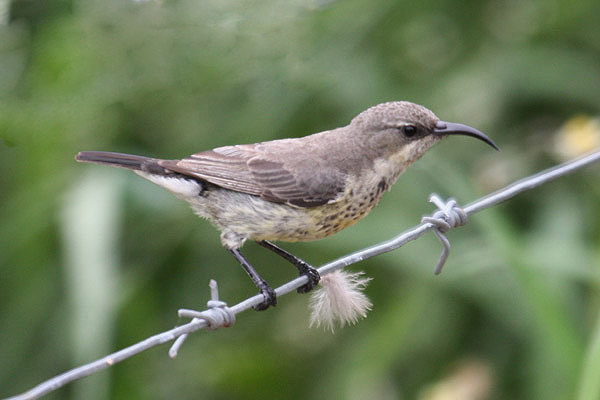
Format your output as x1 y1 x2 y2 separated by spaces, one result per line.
434 121 499 151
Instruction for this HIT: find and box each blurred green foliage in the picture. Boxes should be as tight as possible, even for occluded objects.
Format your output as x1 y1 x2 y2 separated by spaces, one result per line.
1 0 600 399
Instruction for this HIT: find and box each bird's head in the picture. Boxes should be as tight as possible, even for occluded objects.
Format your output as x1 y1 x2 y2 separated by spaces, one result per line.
350 101 498 165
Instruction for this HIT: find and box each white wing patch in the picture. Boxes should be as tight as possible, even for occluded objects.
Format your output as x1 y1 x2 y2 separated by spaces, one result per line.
135 171 202 199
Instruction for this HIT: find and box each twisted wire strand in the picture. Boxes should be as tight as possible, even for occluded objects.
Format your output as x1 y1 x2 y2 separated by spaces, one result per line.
421 195 468 274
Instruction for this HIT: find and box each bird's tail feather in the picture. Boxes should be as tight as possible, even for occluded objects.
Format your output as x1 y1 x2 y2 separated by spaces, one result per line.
76 151 169 174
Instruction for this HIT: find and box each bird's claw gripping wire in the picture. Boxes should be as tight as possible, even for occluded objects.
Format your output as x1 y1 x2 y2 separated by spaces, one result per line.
169 279 235 358
421 194 467 275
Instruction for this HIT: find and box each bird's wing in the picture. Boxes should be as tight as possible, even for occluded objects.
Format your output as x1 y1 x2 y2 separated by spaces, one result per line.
158 143 347 208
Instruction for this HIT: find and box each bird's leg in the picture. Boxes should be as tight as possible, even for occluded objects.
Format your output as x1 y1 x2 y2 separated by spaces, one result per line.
257 240 320 294
228 248 277 311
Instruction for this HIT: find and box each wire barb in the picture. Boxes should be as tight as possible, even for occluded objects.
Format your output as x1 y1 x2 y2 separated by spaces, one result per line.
421 194 468 275
168 280 235 358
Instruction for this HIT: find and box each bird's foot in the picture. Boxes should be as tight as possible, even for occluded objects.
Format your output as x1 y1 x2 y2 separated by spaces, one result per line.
255 240 320 293
253 284 277 311
296 263 321 294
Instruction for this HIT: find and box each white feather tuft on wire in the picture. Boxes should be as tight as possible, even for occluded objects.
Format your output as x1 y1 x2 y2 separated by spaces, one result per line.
309 270 372 332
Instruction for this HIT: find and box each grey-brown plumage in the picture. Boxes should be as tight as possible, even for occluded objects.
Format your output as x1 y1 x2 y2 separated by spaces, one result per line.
76 101 498 310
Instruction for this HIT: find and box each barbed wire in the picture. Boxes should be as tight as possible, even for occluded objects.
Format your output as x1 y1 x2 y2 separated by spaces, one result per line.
6 148 600 400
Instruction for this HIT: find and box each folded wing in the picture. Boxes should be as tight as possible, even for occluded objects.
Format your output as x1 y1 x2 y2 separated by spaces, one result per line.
159 143 347 208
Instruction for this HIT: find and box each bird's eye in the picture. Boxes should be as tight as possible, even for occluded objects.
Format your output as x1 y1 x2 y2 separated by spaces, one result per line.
402 125 418 137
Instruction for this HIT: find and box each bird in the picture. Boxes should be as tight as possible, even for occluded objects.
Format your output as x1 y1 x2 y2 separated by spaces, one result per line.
76 101 498 311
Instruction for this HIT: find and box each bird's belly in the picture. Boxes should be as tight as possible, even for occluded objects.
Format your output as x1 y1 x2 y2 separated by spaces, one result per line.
193 178 390 248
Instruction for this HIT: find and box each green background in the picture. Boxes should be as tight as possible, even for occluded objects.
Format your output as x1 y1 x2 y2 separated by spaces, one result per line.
2 0 600 399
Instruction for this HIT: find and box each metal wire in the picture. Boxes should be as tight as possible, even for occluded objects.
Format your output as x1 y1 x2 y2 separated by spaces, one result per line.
6 148 600 400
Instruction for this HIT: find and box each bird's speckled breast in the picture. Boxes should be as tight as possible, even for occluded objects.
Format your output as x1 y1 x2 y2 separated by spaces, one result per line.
216 152 408 247
301 153 409 239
